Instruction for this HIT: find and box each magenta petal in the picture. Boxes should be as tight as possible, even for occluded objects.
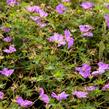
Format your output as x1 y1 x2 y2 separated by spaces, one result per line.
39 10 48 17
85 86 97 91
104 14 109 28
16 97 33 108
79 25 93 33
3 36 12 42
67 37 74 49
40 94 49 104
76 64 91 78
23 100 33 107
51 92 68 101
58 92 69 101
0 68 14 77
82 32 93 37
73 91 88 98
0 91 4 100
51 92 59 100
56 4 66 14
3 49 11 53
6 0 19 6
81 2 94 9
102 83 109 91
26 6 41 13
39 88 44 96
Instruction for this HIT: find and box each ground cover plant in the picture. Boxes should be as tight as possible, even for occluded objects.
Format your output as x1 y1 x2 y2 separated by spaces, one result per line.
0 0 109 109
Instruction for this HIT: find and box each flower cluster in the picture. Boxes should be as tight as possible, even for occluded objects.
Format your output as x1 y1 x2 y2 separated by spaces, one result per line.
1 0 109 108
76 62 109 78
79 25 93 37
27 5 48 28
48 29 74 49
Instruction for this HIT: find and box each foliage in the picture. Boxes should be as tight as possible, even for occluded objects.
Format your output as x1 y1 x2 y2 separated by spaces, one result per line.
0 0 109 109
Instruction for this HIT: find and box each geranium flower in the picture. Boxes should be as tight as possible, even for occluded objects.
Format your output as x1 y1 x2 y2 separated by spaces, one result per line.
92 62 109 76
56 4 66 14
81 2 94 10
16 96 33 108
6 0 19 6
76 64 91 78
48 33 66 47
73 91 88 98
39 88 49 104
3 45 16 53
30 16 47 28
104 14 109 28
82 32 93 37
85 86 97 91
64 29 74 49
0 27 10 32
27 6 48 17
79 25 93 33
102 83 109 91
0 68 14 77
0 91 4 100
38 10 48 17
51 91 69 101
79 25 93 37
3 36 12 42
26 6 41 13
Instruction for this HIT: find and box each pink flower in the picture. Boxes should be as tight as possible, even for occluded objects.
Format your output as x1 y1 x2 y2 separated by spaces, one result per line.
104 14 109 28
16 96 33 108
82 32 93 37
76 64 91 78
6 0 19 6
0 91 4 100
30 16 47 28
85 86 97 91
27 6 48 17
51 91 69 101
73 91 88 98
48 33 66 47
0 27 10 32
0 68 14 77
79 25 93 33
3 45 16 53
26 6 41 13
64 29 74 49
79 25 93 37
56 4 66 14
81 2 94 10
102 83 109 91
92 62 109 76
39 88 49 104
3 36 12 42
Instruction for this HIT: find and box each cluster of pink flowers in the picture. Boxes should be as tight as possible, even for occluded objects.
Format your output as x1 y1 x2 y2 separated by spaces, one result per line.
48 29 74 49
2 0 109 108
0 27 15 77
26 5 48 28
76 62 109 78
